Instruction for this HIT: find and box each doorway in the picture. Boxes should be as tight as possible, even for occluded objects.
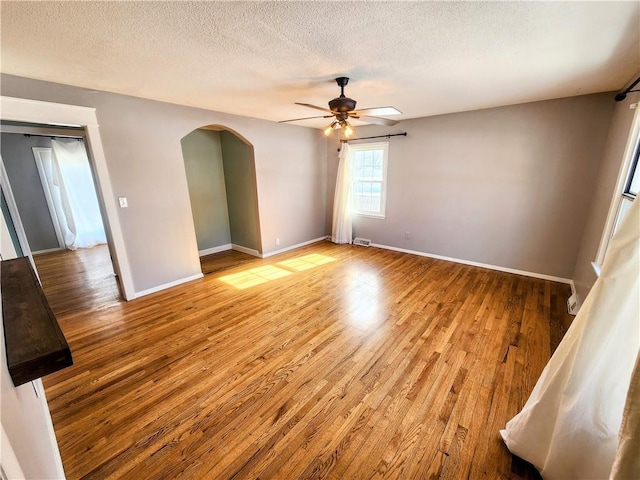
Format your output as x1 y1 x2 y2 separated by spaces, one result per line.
180 126 262 272
0 96 134 299
1 124 121 311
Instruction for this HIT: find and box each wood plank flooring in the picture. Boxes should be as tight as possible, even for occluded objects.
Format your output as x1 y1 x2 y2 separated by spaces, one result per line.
37 242 572 479
34 245 121 316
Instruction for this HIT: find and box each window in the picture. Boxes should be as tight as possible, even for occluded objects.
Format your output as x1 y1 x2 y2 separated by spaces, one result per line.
350 142 389 218
596 106 640 269
610 138 638 237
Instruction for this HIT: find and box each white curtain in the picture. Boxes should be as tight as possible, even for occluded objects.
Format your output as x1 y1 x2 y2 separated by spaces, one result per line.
611 351 640 478
501 198 640 479
331 143 353 244
47 139 106 250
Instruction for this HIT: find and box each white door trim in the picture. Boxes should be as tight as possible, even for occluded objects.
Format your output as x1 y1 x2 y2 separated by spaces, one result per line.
0 157 36 276
0 95 135 300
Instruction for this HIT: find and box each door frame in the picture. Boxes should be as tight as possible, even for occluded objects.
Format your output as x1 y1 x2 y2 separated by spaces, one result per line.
0 96 135 300
0 158 34 270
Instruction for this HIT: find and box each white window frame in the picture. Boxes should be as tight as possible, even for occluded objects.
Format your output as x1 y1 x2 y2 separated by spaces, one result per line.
350 141 389 219
595 104 640 269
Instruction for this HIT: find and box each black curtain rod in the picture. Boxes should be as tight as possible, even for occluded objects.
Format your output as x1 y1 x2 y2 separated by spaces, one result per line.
340 132 407 143
23 133 83 140
615 74 640 102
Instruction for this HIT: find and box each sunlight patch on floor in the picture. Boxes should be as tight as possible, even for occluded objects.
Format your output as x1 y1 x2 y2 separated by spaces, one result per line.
219 265 292 289
218 254 337 289
277 253 337 271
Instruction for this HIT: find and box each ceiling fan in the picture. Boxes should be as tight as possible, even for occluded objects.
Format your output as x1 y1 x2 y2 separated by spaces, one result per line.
279 77 401 138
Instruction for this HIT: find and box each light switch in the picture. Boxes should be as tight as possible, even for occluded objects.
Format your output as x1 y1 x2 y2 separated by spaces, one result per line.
118 197 128 208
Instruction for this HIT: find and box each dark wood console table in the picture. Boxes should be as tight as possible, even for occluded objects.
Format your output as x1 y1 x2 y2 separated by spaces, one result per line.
2 257 73 386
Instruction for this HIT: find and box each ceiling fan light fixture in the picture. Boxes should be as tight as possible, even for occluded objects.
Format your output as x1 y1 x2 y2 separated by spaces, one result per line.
323 121 337 136
342 121 354 138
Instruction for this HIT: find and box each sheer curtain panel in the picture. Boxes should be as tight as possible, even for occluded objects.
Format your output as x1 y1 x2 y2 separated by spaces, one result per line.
610 350 640 478
51 139 107 249
332 143 353 244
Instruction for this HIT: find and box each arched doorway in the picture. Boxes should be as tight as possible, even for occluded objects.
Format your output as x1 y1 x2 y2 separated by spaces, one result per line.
180 125 262 271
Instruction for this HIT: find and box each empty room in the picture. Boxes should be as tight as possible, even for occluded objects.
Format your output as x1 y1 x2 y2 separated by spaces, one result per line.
1 2 639 479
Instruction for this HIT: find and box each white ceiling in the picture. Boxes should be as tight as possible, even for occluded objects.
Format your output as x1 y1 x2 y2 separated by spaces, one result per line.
1 1 639 128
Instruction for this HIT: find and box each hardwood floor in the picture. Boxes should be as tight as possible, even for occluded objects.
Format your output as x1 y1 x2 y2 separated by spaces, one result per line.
200 249 258 275
33 244 121 316
38 242 572 479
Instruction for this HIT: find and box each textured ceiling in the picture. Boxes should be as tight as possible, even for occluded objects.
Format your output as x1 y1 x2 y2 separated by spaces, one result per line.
1 1 639 128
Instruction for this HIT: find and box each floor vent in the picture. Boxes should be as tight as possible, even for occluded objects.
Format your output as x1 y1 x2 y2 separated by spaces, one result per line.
567 293 579 316
353 237 371 247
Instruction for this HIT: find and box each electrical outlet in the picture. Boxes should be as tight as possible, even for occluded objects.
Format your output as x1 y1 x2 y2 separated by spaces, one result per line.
276 238 280 246
118 196 128 208
405 231 410 240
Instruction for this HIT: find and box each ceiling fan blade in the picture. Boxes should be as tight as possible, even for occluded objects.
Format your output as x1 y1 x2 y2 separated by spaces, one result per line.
295 102 334 113
353 106 402 116
279 114 334 123
359 115 399 126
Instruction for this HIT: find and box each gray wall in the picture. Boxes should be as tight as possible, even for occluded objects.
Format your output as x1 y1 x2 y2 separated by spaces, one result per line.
221 130 261 252
572 91 640 302
328 93 615 279
180 129 231 251
0 133 59 252
1 74 327 293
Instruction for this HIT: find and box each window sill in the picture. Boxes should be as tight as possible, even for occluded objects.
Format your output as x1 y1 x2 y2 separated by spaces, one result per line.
353 212 386 220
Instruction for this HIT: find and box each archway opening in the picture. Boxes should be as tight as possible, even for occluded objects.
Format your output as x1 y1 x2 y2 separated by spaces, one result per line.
180 125 262 273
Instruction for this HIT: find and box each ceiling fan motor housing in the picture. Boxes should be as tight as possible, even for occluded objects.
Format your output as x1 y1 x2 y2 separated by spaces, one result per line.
329 76 356 113
329 96 357 113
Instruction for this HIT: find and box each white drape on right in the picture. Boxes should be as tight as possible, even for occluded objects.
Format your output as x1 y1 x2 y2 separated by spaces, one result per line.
611 350 640 478
501 198 640 479
331 143 352 244
49 139 107 250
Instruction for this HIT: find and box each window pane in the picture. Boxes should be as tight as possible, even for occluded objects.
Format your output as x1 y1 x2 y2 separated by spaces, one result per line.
365 151 373 179
353 181 382 213
370 192 381 212
628 159 639 195
372 160 383 179
354 152 368 180
353 149 384 181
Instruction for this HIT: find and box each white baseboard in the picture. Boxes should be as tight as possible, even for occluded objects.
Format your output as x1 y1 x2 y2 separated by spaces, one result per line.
261 236 330 258
199 244 232 257
134 273 204 299
31 247 64 255
232 244 261 257
371 243 573 285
